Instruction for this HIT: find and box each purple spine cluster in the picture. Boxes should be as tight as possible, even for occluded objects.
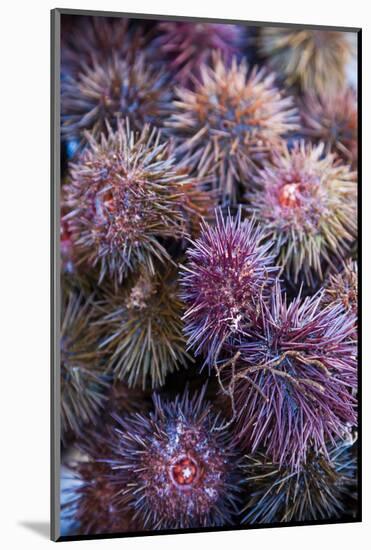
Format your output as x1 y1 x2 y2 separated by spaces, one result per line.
181 209 277 366
181 214 357 471
98 387 243 530
234 283 357 470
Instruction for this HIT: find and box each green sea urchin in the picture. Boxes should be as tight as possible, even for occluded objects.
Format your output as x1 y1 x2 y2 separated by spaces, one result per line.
63 120 206 285
95 267 191 388
242 439 357 523
61 291 107 440
260 28 355 97
301 89 357 168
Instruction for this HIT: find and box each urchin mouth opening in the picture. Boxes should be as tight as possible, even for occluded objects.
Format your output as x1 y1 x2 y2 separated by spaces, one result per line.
169 454 201 489
278 182 302 208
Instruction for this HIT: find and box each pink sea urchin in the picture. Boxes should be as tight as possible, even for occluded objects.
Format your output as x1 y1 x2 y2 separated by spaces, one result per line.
248 141 357 285
152 21 242 87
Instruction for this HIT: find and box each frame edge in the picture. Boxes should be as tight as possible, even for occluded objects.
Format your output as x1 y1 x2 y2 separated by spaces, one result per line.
51 7 61 543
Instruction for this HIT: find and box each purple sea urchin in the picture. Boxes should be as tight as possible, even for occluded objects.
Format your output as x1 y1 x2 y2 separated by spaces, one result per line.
167 54 298 202
61 16 131 74
95 267 191 389
259 28 355 97
63 120 205 285
62 441 142 535
301 89 357 168
242 439 357 523
61 291 107 439
180 210 277 366
152 22 242 87
227 283 357 470
103 387 243 529
61 51 170 143
63 464 136 535
248 141 357 285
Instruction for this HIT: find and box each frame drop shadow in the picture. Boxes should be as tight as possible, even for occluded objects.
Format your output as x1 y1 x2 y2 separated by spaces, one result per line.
19 521 49 539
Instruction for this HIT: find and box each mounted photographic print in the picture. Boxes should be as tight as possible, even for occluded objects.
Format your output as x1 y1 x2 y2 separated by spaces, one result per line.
51 8 361 542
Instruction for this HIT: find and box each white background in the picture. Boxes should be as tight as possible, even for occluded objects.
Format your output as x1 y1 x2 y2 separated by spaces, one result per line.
0 0 369 548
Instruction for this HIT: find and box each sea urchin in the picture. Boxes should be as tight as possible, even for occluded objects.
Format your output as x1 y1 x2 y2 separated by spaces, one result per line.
168 53 298 202
103 387 243 529
63 120 204 285
61 50 170 144
228 283 357 470
61 16 131 75
61 291 107 440
95 267 191 389
180 209 277 367
260 28 355 97
301 89 358 168
242 439 357 523
323 260 358 317
152 21 242 87
248 140 357 285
